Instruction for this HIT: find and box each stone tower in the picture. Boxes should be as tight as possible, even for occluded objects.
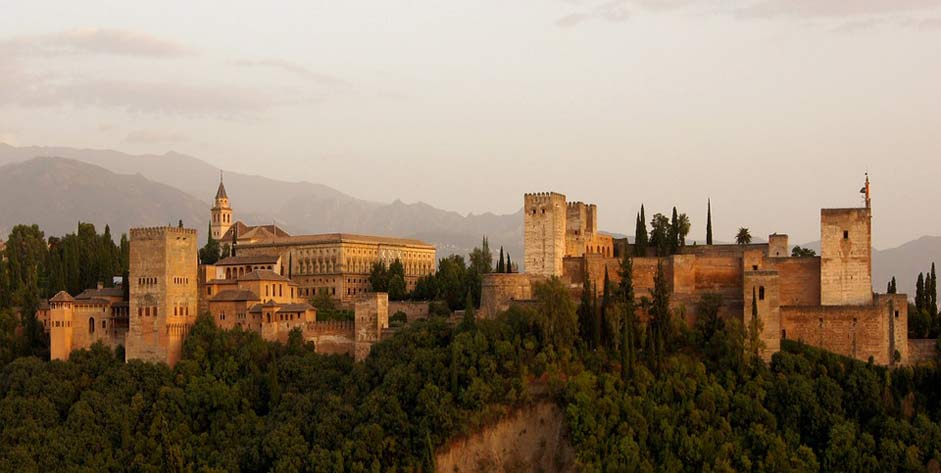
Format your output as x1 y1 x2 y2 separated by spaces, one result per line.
524 192 567 277
126 226 199 367
211 173 232 240
820 176 873 306
48 291 75 361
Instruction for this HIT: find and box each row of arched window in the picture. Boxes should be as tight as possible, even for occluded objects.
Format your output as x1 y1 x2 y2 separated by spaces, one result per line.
138 306 158 317
138 277 158 286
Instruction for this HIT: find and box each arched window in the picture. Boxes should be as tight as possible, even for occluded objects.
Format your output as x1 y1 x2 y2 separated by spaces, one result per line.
759 286 765 301
89 317 95 334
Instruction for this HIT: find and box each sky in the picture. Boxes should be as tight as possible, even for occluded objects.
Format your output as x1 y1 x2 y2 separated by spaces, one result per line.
0 0 939 249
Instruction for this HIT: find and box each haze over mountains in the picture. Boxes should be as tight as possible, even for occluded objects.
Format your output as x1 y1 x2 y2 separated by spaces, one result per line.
0 143 937 299
0 144 524 259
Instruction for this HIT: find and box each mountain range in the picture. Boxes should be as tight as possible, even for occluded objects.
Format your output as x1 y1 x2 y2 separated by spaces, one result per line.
0 143 937 300
0 144 523 259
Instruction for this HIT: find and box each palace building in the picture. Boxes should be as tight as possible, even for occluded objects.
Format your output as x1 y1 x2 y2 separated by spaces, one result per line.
207 177 437 302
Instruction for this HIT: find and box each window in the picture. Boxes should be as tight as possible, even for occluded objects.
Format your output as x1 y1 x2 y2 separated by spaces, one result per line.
89 317 95 334
818 317 823 328
895 310 900 318
752 265 758 271
759 286 765 301
781 329 786 339
843 230 849 240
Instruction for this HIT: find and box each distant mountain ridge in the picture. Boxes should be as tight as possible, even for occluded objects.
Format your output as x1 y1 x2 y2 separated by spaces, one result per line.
0 157 209 239
0 144 523 258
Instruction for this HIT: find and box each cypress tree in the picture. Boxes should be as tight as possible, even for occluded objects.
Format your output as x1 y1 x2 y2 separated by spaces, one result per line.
706 199 713 245
931 263 938 317
648 260 670 373
601 267 611 350
669 207 679 255
579 273 593 344
634 206 649 256
505 252 512 273
591 281 601 350
618 252 635 381
498 247 505 273
460 290 476 331
917 273 925 311
633 213 643 256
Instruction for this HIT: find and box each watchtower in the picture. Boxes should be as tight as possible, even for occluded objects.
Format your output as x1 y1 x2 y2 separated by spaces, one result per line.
820 176 873 306
126 226 199 366
524 192 567 277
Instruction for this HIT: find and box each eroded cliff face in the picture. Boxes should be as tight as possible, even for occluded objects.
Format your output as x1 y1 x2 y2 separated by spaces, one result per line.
436 402 575 473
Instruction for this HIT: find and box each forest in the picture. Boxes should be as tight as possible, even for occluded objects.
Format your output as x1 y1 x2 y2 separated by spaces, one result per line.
3 224 941 471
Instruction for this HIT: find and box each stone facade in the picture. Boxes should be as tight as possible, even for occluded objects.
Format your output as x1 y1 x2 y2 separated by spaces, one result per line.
208 183 435 302
484 180 917 366
820 208 873 306
479 273 539 319
238 235 435 302
354 293 389 362
45 286 129 361
126 226 199 367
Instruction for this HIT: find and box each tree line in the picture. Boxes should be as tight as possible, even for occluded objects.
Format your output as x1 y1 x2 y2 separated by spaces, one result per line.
0 223 128 361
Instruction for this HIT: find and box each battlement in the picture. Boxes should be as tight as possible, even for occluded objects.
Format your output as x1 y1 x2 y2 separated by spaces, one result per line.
524 192 566 206
821 207 870 216
308 320 355 331
130 226 198 239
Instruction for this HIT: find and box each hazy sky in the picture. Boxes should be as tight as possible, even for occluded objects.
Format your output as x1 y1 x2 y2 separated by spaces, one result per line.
1 0 939 248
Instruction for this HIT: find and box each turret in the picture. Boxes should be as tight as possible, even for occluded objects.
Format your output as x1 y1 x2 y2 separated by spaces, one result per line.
211 171 233 240
49 291 75 361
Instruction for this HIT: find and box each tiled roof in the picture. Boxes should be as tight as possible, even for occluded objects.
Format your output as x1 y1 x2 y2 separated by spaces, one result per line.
49 291 75 303
210 290 261 302
75 287 124 299
280 303 314 312
238 270 292 282
240 232 434 248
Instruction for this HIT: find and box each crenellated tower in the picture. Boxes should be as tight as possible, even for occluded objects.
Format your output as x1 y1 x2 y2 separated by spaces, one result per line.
524 192 567 277
211 172 233 240
126 226 199 367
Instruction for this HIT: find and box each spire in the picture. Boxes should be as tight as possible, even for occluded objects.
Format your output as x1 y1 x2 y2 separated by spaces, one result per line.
215 171 228 200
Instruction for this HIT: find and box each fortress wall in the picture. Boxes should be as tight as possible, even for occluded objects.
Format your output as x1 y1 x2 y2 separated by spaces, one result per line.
388 301 431 322
781 304 891 365
691 256 742 297
306 321 355 355
679 244 768 258
480 273 538 319
908 339 937 365
772 257 821 306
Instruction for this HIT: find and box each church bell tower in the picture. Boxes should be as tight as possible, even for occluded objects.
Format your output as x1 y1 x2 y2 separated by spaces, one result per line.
211 172 233 240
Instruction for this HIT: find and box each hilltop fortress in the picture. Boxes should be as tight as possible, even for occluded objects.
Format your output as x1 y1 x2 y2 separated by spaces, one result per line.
41 178 437 366
483 177 915 366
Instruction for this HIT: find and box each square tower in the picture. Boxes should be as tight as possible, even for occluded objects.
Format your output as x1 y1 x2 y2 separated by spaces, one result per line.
524 192 567 277
126 226 199 366
820 208 872 306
